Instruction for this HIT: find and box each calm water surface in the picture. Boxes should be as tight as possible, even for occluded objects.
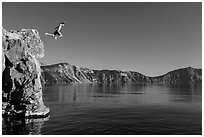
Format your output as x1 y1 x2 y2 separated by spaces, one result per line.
3 83 202 135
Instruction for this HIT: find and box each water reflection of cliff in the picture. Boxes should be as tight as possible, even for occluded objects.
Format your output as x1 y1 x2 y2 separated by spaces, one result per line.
167 84 202 103
43 83 146 103
42 83 202 110
2 116 49 135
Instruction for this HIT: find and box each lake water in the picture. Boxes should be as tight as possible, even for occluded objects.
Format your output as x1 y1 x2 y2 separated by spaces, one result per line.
3 83 202 135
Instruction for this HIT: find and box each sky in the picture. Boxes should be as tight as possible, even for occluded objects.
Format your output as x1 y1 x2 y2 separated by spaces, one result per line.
2 2 202 76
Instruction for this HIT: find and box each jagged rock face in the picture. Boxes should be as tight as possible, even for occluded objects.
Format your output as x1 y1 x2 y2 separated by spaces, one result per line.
2 28 49 118
41 63 92 84
151 67 202 84
41 63 151 84
41 63 202 85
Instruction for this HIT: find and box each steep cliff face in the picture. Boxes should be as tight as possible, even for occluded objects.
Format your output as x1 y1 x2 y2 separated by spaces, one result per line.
2 28 49 118
41 63 202 85
150 67 202 84
41 63 92 84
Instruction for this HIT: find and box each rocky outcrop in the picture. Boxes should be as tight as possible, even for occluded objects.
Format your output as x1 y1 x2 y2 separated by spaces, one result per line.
41 63 202 85
2 28 50 118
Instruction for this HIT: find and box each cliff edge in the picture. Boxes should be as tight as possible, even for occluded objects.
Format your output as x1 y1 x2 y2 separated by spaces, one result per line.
2 28 50 118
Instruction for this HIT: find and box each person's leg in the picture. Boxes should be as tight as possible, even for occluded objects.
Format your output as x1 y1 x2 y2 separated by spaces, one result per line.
45 32 54 37
54 32 62 40
57 32 63 38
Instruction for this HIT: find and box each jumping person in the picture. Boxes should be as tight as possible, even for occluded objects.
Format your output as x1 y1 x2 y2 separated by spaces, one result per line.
45 21 65 40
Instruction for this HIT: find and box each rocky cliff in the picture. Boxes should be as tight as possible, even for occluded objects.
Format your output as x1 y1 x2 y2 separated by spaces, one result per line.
149 67 202 84
41 63 202 85
2 28 50 118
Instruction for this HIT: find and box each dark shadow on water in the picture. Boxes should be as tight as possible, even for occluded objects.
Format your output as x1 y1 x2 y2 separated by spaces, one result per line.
2 116 50 135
